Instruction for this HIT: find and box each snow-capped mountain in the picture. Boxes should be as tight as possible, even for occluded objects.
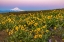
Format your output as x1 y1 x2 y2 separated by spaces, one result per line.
0 7 24 13
11 7 24 11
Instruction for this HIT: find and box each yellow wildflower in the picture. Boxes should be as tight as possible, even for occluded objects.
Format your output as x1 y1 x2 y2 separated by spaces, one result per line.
54 27 56 30
39 34 42 38
47 15 52 19
36 28 40 31
34 23 38 26
42 25 47 28
46 30 49 33
1 22 5 24
6 29 9 32
15 26 19 31
18 25 21 28
8 18 11 22
24 25 26 27
10 29 14 35
34 35 38 39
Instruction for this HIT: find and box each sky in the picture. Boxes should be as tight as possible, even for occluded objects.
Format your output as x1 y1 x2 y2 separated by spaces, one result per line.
0 0 64 11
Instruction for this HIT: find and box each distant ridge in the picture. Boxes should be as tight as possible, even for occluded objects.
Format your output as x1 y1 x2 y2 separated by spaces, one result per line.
0 8 64 13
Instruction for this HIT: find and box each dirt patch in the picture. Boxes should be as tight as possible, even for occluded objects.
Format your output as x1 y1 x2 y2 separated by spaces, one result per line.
0 30 8 42
49 35 64 42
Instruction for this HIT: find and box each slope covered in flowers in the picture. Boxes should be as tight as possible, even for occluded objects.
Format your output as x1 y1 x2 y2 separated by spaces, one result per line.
0 9 64 42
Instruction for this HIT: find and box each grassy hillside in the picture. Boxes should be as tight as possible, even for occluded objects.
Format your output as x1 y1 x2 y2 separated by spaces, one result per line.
0 9 64 42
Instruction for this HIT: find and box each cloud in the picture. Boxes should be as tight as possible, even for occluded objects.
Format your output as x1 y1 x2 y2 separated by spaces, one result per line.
11 7 24 11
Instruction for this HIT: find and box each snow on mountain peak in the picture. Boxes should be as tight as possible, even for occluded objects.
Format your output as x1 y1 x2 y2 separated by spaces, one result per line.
11 7 24 11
